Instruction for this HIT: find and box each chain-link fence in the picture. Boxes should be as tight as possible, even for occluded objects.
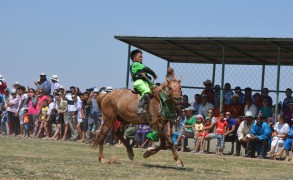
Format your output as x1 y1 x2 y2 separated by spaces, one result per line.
171 63 291 106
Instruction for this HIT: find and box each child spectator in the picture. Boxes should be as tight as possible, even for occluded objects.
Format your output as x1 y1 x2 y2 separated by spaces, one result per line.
195 117 212 153
23 109 30 137
36 99 49 138
202 112 228 155
192 115 204 152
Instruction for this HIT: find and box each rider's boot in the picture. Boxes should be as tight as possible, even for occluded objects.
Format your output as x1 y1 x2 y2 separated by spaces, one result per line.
137 93 152 114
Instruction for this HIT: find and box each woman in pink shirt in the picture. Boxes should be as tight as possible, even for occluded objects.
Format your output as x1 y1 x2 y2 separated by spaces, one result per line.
27 88 38 135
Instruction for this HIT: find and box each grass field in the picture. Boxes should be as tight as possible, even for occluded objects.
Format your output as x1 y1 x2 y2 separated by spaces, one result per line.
0 136 292 180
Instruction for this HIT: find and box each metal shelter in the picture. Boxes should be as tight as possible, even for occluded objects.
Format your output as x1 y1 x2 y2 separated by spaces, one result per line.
115 36 293 115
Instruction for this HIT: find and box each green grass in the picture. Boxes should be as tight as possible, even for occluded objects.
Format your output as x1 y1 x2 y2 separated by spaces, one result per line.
0 136 292 180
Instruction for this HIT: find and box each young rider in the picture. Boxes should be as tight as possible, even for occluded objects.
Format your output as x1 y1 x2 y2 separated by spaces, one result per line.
130 49 157 114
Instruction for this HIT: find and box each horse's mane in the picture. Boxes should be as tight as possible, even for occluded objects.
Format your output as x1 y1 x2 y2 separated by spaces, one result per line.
96 93 107 109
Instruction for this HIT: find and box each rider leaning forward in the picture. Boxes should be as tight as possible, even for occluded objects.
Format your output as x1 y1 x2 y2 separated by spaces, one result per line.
130 49 158 114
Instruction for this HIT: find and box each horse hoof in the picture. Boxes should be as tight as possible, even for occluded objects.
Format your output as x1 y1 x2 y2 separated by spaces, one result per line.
128 153 134 161
101 158 108 164
176 160 184 167
143 150 151 158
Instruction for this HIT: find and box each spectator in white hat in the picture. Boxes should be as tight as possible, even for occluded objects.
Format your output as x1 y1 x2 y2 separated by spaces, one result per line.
106 86 113 93
13 82 21 90
34 73 51 95
51 75 62 92
0 75 7 95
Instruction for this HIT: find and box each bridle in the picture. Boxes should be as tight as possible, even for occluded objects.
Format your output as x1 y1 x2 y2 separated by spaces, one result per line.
162 82 182 104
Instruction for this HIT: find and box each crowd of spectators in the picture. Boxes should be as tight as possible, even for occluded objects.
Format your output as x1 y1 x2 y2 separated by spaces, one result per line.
1 73 293 161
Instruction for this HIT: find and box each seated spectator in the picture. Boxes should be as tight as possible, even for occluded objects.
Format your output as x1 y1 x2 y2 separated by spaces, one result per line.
134 124 151 148
282 88 293 114
195 117 212 153
244 96 258 117
198 94 214 118
214 96 226 117
234 86 245 105
234 117 244 156
243 87 253 105
259 98 272 119
267 113 289 158
244 115 271 159
213 85 221 106
174 106 196 152
253 93 262 108
201 80 214 104
167 67 175 80
267 103 282 126
278 125 293 161
192 114 204 151
223 83 234 105
285 101 293 127
202 112 228 155
191 94 202 115
236 111 255 156
224 111 237 155
226 93 243 118
180 95 191 110
261 88 273 106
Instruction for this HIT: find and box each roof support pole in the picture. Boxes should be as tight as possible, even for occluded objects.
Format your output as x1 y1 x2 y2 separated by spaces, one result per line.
275 47 281 123
220 46 226 112
167 61 170 76
261 65 265 90
212 64 216 85
126 44 131 89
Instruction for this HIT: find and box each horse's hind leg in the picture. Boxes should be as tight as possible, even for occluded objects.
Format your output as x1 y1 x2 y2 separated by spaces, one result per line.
115 126 134 160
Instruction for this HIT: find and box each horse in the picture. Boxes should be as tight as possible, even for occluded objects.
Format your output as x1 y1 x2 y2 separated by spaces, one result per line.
91 77 184 167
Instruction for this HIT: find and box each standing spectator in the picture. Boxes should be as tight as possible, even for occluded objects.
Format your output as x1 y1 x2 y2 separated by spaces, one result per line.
253 93 262 108
180 95 191 110
13 82 21 91
63 91 78 141
285 101 293 127
259 98 272 119
282 88 293 113
223 83 234 105
244 96 258 118
51 92 67 140
37 100 49 138
191 94 202 115
198 94 214 118
45 95 55 138
213 85 221 107
34 73 52 95
226 94 243 118
261 88 273 106
201 80 214 104
80 92 90 142
236 111 255 156
134 124 151 148
74 93 83 141
27 88 38 134
234 86 245 105
6 89 19 135
1 89 12 135
51 75 61 92
243 87 253 104
245 115 271 159
0 75 7 95
22 109 30 137
87 88 102 139
15 86 29 136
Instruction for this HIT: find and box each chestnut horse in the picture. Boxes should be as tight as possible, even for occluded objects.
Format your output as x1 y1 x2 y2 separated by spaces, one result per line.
92 78 184 167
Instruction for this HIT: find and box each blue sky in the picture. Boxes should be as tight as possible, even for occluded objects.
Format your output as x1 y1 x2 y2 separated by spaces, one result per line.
1 0 293 96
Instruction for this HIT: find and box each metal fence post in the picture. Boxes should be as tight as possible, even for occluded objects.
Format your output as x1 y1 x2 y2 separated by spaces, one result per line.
126 44 131 89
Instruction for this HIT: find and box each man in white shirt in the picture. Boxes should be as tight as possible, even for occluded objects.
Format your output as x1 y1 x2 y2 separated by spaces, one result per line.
62 92 78 141
236 111 255 156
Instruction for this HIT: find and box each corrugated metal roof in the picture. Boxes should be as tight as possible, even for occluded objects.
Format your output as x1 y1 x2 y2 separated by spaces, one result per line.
115 36 293 65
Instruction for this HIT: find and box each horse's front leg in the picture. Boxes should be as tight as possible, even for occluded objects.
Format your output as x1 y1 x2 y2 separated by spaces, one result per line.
161 128 184 167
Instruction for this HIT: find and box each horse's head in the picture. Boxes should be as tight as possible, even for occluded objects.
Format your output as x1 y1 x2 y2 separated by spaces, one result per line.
164 76 182 107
